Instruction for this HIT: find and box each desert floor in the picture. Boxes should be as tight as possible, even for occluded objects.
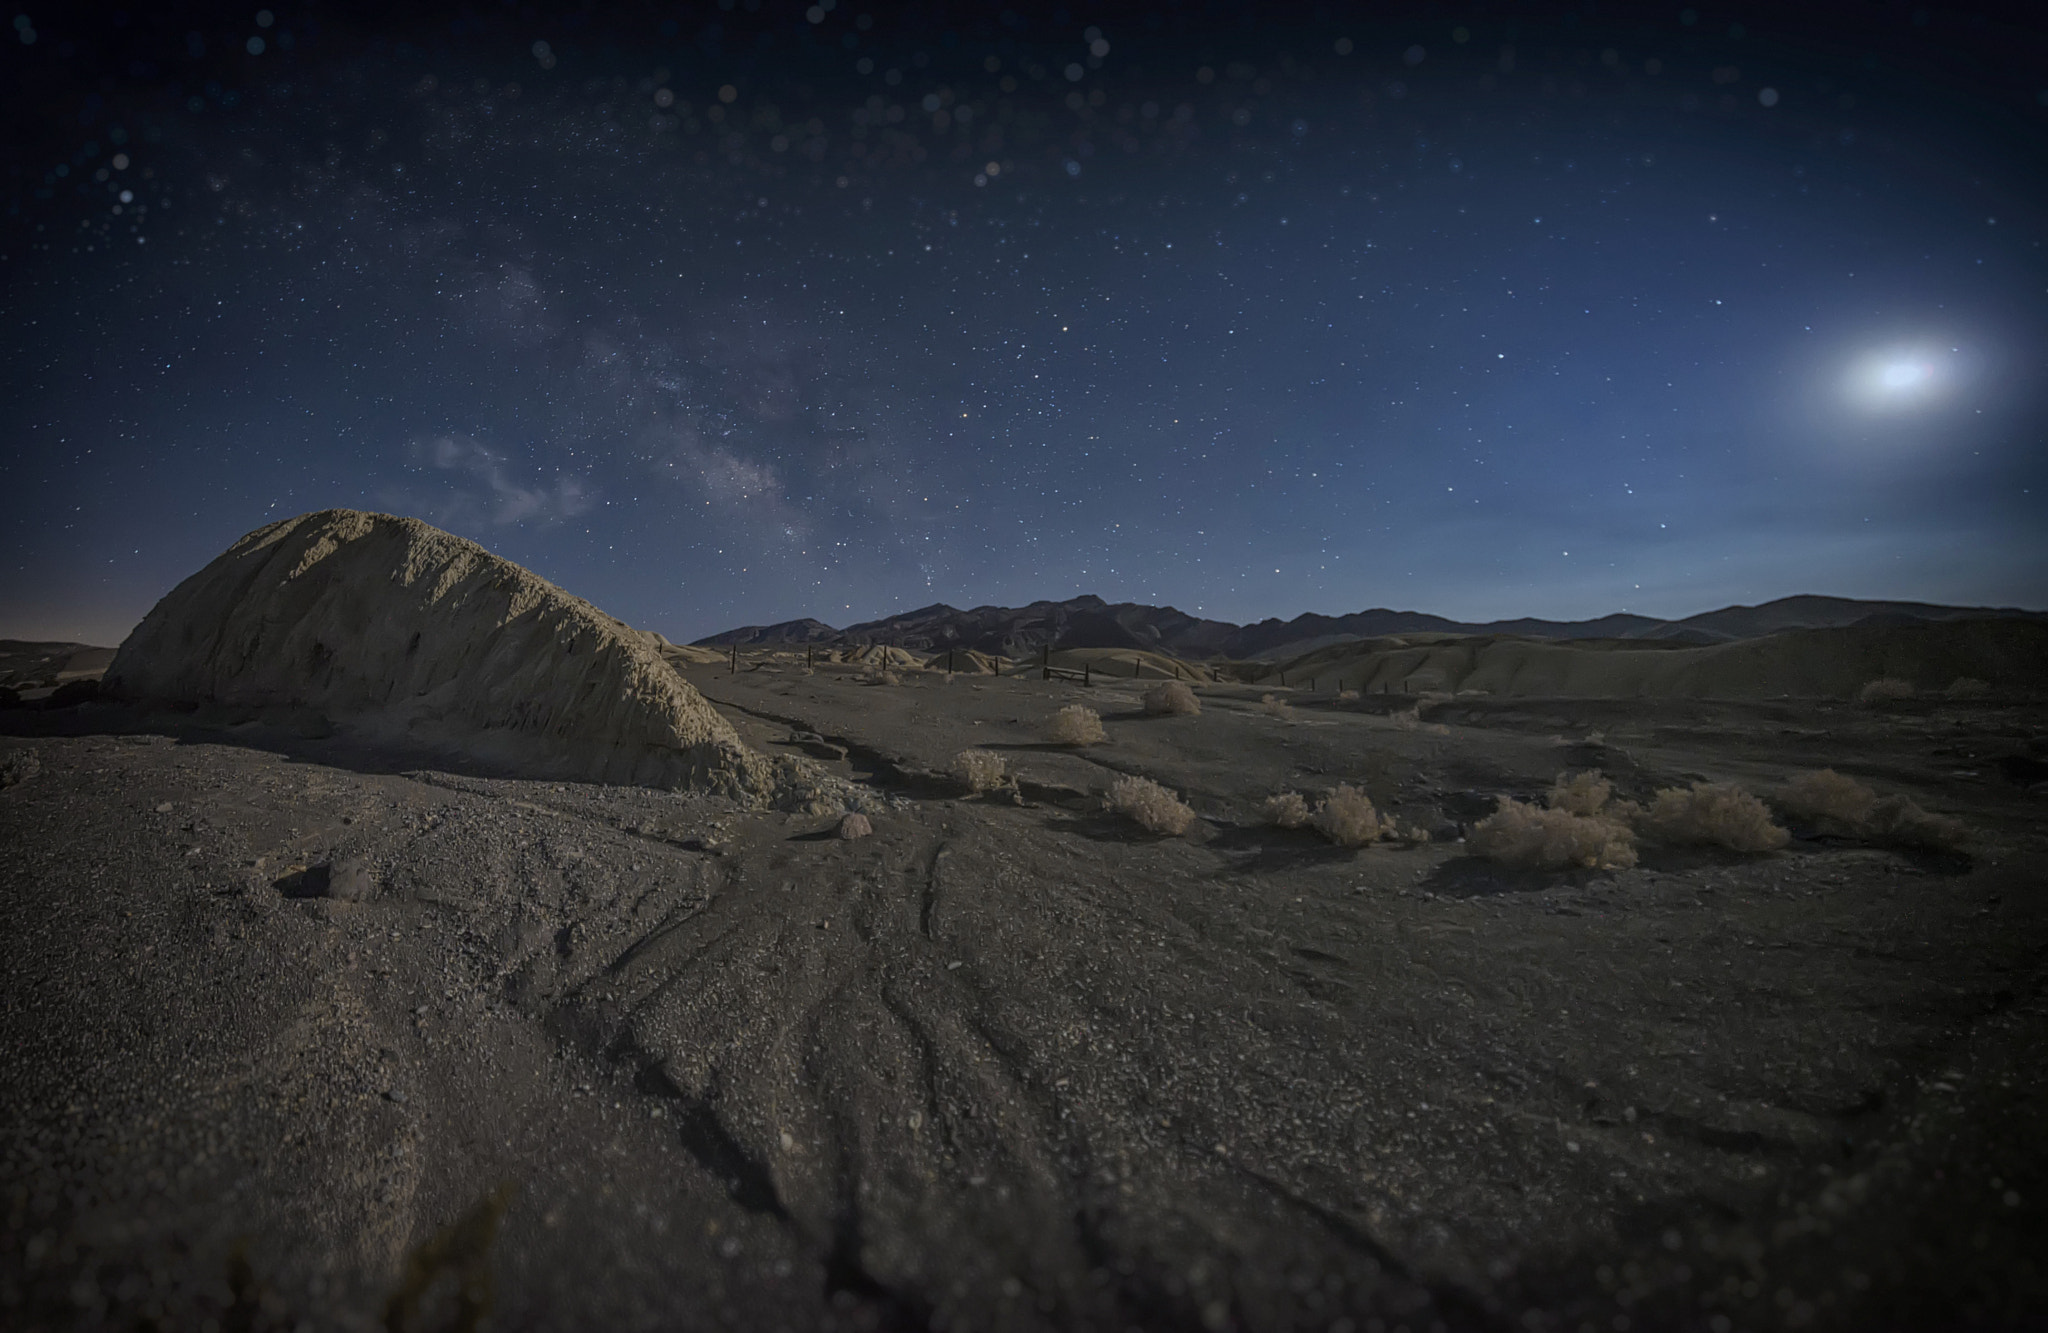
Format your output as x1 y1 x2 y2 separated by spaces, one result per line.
2 661 2044 1331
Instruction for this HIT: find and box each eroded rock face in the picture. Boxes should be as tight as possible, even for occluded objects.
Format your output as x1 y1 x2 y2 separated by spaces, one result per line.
106 509 772 793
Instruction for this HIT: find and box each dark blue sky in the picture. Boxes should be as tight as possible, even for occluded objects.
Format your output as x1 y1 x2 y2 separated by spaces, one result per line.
5 0 2045 645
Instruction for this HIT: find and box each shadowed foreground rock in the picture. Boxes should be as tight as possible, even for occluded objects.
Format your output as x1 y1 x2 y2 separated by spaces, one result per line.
104 509 771 793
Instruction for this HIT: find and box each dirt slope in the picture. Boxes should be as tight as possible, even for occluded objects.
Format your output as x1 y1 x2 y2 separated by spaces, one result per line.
1265 619 2048 700
103 509 770 793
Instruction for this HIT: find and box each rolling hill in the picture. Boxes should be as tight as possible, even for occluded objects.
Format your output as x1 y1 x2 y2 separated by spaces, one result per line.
697 594 2047 661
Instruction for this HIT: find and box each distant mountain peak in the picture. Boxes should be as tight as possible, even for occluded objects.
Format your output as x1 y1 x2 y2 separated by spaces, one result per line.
694 593 2046 658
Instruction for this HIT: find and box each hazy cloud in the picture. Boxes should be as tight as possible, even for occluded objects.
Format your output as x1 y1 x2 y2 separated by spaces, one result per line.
396 435 595 529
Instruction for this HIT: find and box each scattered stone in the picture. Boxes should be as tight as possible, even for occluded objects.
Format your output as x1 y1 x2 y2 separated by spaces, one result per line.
328 857 377 902
0 748 41 787
788 730 849 762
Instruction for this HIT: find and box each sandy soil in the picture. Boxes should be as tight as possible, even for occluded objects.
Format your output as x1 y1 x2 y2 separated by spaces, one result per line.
3 661 2045 1331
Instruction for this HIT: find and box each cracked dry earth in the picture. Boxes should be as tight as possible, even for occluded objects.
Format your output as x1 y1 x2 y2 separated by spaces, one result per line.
2 664 2045 1333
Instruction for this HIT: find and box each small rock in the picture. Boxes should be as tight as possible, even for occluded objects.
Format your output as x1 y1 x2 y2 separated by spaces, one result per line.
154 802 173 813
0 748 40 787
384 1088 407 1104
327 857 377 901
837 812 873 839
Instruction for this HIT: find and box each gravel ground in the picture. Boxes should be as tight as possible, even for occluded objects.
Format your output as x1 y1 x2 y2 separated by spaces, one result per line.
2 672 2044 1331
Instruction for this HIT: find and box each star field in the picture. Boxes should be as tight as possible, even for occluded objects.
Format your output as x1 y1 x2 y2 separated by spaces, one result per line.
3 0 2045 645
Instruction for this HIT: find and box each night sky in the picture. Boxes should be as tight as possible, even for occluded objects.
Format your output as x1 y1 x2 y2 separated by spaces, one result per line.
4 0 2045 647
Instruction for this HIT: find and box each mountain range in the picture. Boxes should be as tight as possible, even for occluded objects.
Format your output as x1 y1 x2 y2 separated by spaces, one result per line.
695 594 2048 662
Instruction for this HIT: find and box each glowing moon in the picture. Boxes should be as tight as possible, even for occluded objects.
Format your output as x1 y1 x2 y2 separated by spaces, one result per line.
1880 361 1926 390
1846 345 1952 411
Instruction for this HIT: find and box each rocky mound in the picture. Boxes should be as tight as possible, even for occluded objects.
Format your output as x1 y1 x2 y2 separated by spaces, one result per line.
105 510 773 793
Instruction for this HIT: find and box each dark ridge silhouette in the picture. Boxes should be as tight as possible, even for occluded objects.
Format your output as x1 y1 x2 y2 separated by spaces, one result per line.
695 594 2048 660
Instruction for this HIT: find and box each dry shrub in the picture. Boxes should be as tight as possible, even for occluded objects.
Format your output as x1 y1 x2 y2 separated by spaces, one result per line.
1106 775 1197 835
1045 704 1106 746
951 748 1008 794
1258 693 1292 719
1542 769 1642 827
1777 769 1877 828
1469 797 1637 870
1384 708 1449 741
1777 768 1969 850
1463 768 1646 870
1858 677 1916 704
1548 769 1614 817
1642 782 1789 853
1945 677 1991 699
1262 792 1311 829
1389 706 1449 735
1142 680 1201 716
1312 784 1392 848
1865 796 1971 851
837 813 873 840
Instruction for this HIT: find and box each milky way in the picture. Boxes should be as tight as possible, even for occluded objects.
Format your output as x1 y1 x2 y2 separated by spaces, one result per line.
4 1 2045 644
